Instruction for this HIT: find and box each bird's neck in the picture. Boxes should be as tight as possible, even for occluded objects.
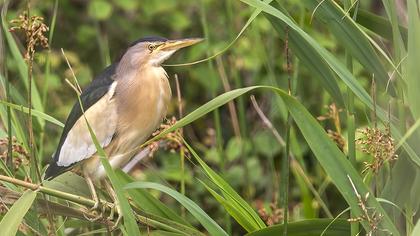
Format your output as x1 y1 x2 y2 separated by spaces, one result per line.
114 65 169 102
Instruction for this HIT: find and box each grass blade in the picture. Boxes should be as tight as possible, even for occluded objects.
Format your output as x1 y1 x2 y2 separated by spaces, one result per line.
199 179 259 232
0 190 37 236
303 0 390 89
115 170 191 226
405 0 420 119
412 219 420 236
184 140 266 231
0 100 64 127
125 181 228 236
245 219 350 236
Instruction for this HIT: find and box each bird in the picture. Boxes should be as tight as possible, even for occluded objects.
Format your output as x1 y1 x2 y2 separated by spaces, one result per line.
44 36 202 222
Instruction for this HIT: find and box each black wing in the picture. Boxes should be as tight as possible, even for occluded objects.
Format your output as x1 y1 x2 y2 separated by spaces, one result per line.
44 63 118 180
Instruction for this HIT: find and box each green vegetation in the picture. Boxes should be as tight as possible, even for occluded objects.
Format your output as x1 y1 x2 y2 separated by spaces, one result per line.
0 0 419 235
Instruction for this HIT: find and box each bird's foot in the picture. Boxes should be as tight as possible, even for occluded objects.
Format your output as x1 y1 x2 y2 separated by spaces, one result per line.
90 198 101 211
83 210 102 222
83 199 105 222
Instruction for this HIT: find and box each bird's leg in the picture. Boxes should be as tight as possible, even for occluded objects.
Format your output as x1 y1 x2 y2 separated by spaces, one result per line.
83 170 103 221
103 179 122 231
84 171 100 210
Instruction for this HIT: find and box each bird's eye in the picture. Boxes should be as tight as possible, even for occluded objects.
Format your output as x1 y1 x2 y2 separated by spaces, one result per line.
148 44 156 52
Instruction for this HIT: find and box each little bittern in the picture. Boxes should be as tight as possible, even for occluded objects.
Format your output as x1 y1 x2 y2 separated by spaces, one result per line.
44 36 202 221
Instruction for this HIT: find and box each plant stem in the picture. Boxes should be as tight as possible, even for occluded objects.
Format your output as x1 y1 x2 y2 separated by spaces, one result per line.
281 27 292 236
216 56 241 138
0 174 95 206
6 62 13 174
25 2 42 184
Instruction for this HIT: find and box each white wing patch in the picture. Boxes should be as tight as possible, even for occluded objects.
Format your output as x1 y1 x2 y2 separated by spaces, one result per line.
57 82 118 167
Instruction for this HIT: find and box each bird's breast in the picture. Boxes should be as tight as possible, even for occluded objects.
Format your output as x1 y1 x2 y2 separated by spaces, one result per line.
114 66 171 153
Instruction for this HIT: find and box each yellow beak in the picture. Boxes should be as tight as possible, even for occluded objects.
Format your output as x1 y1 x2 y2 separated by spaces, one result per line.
159 38 204 51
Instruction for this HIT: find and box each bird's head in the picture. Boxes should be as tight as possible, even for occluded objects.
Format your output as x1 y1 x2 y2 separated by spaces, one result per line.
123 36 203 67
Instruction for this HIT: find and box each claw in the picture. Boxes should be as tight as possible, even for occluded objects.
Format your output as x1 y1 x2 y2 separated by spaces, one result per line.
90 198 101 211
83 199 106 222
83 209 102 222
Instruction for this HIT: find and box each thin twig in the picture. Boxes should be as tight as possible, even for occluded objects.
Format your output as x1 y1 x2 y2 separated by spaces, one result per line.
65 78 81 96
282 26 292 236
290 161 333 218
216 56 241 138
61 48 82 93
250 96 285 146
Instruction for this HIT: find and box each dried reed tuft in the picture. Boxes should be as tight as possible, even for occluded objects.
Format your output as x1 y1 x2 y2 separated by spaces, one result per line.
356 124 397 174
